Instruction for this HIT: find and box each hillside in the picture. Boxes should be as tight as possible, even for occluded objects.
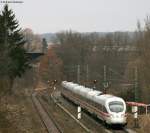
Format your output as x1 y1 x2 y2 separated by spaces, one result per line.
40 31 135 43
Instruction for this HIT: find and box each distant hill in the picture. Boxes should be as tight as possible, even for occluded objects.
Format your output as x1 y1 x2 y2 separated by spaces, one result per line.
40 31 135 43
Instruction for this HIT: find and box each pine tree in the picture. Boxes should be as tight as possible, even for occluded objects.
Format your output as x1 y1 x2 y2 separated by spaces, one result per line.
0 4 30 91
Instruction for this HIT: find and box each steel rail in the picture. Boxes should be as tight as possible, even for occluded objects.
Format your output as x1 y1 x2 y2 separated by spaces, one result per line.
32 93 62 133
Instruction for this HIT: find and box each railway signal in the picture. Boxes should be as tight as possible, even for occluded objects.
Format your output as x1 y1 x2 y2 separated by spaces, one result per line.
53 80 57 90
53 80 57 84
93 80 97 89
103 81 109 94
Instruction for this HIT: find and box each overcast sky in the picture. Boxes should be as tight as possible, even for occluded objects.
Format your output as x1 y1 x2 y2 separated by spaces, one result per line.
0 0 150 34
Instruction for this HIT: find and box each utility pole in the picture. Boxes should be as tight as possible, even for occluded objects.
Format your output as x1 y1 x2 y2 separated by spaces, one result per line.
134 66 139 128
134 66 138 102
104 65 106 83
77 65 80 84
86 64 89 84
93 80 97 89
103 65 108 93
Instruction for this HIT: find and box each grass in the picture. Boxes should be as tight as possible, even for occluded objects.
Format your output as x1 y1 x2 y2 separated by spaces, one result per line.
0 111 18 133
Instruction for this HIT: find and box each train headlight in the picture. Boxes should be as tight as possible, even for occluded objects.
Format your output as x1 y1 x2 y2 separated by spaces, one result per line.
110 114 114 118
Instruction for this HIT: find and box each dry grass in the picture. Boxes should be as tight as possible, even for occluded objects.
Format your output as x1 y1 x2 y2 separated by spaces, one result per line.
0 93 47 133
127 113 150 133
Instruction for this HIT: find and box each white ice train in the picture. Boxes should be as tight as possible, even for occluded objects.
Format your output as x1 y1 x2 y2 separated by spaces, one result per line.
61 81 127 126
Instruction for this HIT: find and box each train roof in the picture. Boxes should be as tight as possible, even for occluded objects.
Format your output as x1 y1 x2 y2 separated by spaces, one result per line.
61 81 124 105
94 94 124 105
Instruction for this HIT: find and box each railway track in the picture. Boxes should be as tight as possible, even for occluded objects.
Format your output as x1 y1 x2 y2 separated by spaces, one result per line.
107 128 136 133
31 93 62 133
32 89 136 133
40 91 87 133
56 93 105 133
105 128 127 133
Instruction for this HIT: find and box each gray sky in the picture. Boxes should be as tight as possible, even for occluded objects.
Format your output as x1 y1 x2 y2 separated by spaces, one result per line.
0 0 150 33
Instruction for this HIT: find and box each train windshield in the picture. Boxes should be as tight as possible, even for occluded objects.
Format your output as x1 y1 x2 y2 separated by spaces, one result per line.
109 101 124 113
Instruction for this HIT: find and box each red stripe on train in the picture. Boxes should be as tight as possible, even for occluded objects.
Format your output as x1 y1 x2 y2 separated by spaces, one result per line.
62 90 110 118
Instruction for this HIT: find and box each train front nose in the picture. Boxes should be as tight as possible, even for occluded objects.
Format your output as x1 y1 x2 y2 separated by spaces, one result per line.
108 113 127 124
107 100 126 125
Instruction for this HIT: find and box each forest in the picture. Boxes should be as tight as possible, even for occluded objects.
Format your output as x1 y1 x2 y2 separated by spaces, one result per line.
39 19 150 104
